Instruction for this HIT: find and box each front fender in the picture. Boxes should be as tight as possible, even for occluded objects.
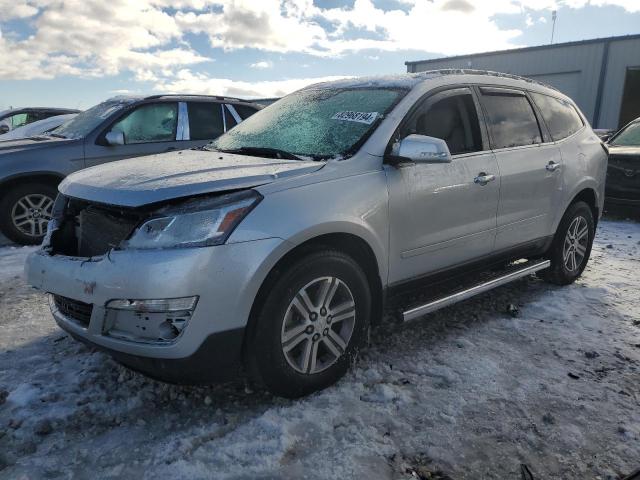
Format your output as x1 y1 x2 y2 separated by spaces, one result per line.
230 170 390 283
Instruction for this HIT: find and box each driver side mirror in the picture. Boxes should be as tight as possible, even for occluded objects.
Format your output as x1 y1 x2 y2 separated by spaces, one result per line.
105 130 125 146
0 124 9 135
386 134 452 166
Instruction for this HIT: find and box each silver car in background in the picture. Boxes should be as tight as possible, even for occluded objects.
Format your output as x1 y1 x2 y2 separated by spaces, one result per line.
0 113 78 141
26 70 607 398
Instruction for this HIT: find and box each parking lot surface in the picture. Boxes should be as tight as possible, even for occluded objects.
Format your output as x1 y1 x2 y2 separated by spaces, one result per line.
0 219 639 479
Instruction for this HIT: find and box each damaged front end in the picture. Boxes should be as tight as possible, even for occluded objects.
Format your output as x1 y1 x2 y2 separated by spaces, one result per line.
44 189 262 257
36 189 262 346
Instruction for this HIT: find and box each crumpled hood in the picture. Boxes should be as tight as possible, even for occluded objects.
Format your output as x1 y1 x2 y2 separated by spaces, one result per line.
0 136 76 152
60 148 324 207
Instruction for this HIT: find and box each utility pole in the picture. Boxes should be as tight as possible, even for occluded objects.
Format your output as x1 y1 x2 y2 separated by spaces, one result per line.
550 10 557 44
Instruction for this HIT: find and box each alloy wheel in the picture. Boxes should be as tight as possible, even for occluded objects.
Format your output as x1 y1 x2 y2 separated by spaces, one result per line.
280 276 356 374
563 215 589 272
11 193 54 238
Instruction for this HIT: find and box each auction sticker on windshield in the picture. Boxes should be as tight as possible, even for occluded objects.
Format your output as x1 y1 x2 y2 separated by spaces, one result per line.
331 111 379 124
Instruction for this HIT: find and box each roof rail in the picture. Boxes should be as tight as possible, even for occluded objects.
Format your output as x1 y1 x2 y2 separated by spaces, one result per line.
143 93 252 103
415 68 561 92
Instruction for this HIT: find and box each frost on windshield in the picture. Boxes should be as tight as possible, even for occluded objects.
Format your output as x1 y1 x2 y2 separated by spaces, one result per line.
210 88 404 158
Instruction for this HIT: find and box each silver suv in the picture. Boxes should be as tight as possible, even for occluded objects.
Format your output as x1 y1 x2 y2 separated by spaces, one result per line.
26 70 608 398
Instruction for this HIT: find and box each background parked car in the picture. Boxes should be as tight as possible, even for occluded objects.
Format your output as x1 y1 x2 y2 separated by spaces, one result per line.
0 113 78 141
605 117 640 206
0 94 261 245
593 128 616 141
0 107 80 134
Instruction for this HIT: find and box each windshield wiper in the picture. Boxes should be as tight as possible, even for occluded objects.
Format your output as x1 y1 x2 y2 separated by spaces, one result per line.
218 146 302 161
48 133 67 139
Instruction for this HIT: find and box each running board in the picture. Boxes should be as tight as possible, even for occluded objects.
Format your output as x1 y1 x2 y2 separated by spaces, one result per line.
402 259 550 322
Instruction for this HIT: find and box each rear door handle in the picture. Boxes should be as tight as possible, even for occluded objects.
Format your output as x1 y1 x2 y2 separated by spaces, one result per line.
546 161 560 172
474 172 496 186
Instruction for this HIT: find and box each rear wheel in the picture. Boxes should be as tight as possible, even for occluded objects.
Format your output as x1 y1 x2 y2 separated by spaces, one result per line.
0 182 58 245
248 250 371 398
541 201 595 285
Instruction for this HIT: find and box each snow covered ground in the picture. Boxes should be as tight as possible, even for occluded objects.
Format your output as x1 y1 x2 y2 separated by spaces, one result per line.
0 219 639 479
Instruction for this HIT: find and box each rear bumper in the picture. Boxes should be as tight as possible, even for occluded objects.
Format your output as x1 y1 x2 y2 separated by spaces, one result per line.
25 238 288 378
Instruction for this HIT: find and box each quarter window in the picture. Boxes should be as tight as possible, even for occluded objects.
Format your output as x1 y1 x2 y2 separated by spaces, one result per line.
401 93 483 155
188 102 224 140
233 104 259 120
111 103 178 144
481 91 542 149
530 92 583 141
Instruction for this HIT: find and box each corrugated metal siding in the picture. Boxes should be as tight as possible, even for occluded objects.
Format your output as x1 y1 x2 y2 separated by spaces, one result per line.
598 37 640 128
407 36 640 129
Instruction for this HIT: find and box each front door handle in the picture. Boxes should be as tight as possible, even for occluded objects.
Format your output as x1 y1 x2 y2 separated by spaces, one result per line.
546 161 560 172
474 172 496 186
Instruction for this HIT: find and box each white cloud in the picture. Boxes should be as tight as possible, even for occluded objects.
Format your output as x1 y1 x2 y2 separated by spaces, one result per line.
250 60 273 69
0 0 208 80
153 69 351 98
0 0 638 84
0 0 38 21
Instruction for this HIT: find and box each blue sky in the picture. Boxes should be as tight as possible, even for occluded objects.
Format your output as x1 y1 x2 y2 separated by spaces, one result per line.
1 0 639 110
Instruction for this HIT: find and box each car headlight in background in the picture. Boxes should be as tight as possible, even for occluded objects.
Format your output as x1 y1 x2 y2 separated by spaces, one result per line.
125 190 262 249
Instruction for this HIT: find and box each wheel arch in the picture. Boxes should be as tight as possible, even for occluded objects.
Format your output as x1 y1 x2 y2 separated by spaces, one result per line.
569 186 599 227
0 172 64 201
241 231 385 373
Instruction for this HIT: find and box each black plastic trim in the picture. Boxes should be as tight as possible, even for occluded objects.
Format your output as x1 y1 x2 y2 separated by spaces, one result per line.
64 327 246 385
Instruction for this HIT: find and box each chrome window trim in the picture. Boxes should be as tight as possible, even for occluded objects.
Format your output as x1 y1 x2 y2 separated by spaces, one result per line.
226 104 242 124
221 103 227 133
177 102 190 140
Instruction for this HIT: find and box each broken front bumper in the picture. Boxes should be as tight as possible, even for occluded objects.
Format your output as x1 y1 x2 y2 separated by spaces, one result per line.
25 238 287 379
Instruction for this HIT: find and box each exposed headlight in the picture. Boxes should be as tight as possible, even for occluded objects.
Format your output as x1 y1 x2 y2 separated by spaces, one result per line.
124 190 261 249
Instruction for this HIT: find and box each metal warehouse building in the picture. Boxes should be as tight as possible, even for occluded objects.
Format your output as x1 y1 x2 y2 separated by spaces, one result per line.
405 34 640 130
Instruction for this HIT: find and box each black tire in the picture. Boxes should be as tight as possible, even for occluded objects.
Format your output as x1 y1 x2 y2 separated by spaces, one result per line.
0 182 58 245
248 249 371 398
541 201 595 285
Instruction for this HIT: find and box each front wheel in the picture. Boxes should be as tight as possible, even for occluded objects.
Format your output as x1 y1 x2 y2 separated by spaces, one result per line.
248 250 371 398
0 183 58 245
541 201 595 285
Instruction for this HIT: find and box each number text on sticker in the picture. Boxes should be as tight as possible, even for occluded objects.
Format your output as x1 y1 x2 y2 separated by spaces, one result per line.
331 111 379 125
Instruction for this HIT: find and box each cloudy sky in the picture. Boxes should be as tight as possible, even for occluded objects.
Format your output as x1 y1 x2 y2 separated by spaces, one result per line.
1 0 639 109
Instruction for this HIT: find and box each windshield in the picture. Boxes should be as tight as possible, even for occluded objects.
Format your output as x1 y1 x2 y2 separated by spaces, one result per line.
610 121 640 146
208 87 406 159
53 98 137 140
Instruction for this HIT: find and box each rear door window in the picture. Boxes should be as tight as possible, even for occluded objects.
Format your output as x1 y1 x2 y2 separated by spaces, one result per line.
10 113 28 128
188 102 224 140
111 103 178 144
530 92 583 141
480 89 542 149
